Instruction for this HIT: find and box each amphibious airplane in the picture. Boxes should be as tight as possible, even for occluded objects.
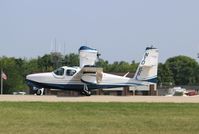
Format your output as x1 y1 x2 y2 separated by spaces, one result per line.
26 46 159 96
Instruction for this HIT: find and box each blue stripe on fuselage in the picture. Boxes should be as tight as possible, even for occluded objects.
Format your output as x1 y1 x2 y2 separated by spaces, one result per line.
26 79 84 90
26 79 144 91
80 79 144 87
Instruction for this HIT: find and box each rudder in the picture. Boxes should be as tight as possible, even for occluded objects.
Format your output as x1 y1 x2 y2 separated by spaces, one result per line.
133 46 159 83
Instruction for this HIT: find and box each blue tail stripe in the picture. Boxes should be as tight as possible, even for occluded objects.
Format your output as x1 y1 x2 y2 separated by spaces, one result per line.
144 77 157 83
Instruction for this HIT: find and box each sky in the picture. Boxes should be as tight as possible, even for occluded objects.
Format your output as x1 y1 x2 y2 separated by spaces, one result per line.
0 0 199 63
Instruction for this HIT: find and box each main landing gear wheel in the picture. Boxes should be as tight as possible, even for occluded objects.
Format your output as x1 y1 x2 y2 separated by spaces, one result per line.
81 84 91 96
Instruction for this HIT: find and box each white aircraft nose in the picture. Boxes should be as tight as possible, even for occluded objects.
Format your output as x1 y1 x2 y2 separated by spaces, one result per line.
26 73 53 82
26 74 41 82
26 74 34 81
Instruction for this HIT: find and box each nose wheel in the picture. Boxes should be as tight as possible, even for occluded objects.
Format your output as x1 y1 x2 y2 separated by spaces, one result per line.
29 86 45 95
81 84 91 96
36 88 44 95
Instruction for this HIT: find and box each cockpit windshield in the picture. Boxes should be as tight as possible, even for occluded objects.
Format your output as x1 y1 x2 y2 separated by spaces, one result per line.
66 69 76 76
53 68 65 76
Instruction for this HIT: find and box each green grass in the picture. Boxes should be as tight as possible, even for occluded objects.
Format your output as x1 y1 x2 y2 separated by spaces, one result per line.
0 102 199 134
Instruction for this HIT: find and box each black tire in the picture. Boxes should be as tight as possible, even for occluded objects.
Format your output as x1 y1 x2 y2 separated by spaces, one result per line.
36 89 42 95
81 90 91 96
87 91 91 96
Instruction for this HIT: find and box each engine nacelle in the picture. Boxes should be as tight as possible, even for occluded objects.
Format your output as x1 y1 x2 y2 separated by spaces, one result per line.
79 46 100 68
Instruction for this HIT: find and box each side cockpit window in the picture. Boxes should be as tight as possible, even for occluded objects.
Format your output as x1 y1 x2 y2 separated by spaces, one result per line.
54 68 65 76
66 69 76 76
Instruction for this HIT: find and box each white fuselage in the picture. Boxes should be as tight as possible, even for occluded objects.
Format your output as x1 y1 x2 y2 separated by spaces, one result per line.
26 66 148 91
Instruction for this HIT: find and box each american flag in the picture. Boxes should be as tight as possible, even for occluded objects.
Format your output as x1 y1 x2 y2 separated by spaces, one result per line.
1 71 7 80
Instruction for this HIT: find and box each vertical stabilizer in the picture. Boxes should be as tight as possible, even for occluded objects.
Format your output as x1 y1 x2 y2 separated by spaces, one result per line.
133 47 159 83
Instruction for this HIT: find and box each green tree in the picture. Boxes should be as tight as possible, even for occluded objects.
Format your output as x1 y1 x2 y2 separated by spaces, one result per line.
37 52 65 72
96 60 138 73
23 58 40 74
165 56 199 85
63 53 79 66
96 59 109 72
157 63 174 86
50 52 63 69
0 57 27 93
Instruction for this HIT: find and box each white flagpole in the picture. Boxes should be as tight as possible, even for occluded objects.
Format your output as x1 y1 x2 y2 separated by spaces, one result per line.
1 69 3 95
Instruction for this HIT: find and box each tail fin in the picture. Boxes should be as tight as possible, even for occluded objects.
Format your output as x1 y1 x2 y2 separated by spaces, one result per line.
133 46 159 83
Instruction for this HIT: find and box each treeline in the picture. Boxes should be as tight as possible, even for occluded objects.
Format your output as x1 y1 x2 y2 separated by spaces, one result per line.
158 55 199 86
0 53 199 93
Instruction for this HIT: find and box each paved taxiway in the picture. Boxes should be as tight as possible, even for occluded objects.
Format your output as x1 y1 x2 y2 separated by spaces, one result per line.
0 95 199 103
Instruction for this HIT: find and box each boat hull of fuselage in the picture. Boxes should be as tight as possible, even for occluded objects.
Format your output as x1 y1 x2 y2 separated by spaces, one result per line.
26 79 130 92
